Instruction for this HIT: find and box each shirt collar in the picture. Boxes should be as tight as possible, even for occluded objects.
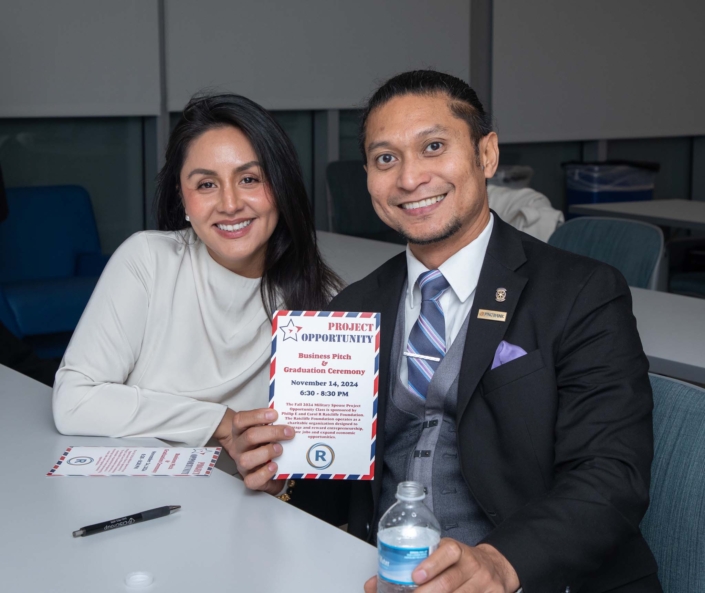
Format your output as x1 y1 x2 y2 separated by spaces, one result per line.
406 213 494 308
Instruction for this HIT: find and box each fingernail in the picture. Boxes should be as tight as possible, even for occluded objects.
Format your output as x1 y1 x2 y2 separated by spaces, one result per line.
284 427 294 437
267 462 276 472
265 410 276 421
273 443 283 454
413 569 427 583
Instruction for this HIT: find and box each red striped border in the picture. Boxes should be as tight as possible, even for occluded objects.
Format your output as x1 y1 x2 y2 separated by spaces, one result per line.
270 310 379 481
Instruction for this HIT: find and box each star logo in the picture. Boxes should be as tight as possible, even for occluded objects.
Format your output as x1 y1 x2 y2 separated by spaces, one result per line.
280 318 303 341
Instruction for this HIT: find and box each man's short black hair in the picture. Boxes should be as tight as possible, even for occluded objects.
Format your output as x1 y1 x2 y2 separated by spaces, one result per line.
359 69 493 161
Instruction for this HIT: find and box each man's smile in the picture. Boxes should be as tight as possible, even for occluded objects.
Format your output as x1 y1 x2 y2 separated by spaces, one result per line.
400 193 447 210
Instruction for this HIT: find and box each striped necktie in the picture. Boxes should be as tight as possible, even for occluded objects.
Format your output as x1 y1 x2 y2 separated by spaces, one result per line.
406 269 450 399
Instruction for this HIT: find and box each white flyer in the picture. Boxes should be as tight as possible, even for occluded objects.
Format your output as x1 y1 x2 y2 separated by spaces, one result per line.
47 446 221 477
269 310 379 480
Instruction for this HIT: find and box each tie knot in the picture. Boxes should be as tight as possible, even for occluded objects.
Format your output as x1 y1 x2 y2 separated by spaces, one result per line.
418 270 449 302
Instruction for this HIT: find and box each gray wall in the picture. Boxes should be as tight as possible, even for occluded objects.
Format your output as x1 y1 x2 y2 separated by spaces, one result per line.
0 1 160 117
492 0 705 142
165 0 470 111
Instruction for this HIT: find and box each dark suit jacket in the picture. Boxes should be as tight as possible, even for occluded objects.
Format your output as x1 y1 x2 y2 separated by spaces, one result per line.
295 215 658 592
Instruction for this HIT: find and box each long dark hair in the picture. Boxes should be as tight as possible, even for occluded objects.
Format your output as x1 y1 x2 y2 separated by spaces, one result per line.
156 93 341 315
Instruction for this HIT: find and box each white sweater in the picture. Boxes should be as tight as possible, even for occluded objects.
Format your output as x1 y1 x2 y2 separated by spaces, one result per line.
53 230 272 447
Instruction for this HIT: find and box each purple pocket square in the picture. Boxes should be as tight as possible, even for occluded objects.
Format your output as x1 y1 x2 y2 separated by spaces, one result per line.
491 341 527 370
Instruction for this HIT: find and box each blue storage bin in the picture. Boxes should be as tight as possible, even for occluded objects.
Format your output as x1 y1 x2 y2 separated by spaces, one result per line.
563 161 658 217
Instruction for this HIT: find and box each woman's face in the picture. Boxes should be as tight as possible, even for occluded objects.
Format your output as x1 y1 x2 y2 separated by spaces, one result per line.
180 126 278 278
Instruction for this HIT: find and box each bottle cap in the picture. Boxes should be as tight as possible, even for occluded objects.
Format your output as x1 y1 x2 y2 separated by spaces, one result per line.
125 572 154 589
395 481 426 502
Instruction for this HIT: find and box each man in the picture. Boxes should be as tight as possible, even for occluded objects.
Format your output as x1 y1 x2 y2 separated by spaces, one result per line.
223 70 660 592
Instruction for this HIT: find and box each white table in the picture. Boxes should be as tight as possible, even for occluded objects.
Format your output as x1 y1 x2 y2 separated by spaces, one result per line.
568 199 705 232
0 365 377 592
630 287 705 385
317 232 705 385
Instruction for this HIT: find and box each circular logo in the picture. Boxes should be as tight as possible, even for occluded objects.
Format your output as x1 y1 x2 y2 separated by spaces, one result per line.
67 456 94 466
306 443 335 470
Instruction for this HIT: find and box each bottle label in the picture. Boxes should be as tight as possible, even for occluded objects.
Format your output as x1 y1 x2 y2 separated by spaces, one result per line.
378 541 437 586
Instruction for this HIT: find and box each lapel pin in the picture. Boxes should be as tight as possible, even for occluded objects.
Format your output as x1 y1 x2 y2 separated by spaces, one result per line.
495 287 507 302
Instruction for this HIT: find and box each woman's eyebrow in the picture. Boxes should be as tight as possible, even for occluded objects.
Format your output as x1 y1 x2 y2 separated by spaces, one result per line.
234 160 260 173
187 168 217 179
187 161 260 179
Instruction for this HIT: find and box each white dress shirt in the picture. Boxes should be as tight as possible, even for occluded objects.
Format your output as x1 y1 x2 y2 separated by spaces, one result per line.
401 214 494 387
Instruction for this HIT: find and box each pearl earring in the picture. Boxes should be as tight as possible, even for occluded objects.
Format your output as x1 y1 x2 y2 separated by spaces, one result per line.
185 215 190 222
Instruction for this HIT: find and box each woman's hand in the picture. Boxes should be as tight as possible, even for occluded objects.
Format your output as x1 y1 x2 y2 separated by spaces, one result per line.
214 407 295 495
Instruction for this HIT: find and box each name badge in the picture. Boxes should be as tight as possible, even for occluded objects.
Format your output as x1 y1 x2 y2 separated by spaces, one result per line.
477 309 507 322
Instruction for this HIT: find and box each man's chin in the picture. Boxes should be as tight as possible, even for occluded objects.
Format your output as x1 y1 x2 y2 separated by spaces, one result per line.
398 218 463 246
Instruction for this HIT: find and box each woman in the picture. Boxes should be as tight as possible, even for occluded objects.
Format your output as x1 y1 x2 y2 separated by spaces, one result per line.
53 94 340 464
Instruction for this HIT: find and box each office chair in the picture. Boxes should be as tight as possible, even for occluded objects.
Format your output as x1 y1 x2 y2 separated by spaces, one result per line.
548 217 665 289
0 185 109 357
641 374 705 592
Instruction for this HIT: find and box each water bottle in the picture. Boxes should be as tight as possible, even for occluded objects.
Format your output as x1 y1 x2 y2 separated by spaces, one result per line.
377 481 441 593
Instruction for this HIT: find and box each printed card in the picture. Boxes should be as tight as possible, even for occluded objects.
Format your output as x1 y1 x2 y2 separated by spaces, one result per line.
269 311 380 480
47 446 221 477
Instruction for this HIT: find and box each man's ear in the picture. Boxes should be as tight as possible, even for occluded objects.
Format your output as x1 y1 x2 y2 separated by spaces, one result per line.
479 132 499 180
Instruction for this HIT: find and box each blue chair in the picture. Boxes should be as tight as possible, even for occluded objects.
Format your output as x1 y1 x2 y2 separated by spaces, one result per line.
641 374 705 591
548 217 664 289
0 185 109 358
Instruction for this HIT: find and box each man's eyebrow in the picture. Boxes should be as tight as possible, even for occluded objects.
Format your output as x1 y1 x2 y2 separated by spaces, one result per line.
366 140 393 154
366 126 450 154
187 161 260 179
415 125 450 138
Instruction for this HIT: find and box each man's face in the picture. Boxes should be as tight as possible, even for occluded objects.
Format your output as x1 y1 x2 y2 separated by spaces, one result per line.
364 93 497 250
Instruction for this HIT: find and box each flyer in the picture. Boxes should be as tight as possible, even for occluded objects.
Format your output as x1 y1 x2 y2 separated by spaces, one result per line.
270 310 380 480
46 446 221 477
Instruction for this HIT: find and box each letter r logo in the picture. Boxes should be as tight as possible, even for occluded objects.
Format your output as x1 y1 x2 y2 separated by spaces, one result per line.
306 443 335 470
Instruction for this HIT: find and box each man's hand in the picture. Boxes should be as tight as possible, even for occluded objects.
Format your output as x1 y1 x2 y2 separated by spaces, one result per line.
363 540 519 593
213 407 295 495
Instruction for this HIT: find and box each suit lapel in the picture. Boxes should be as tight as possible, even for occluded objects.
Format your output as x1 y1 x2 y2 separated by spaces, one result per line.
362 253 407 507
457 216 528 420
